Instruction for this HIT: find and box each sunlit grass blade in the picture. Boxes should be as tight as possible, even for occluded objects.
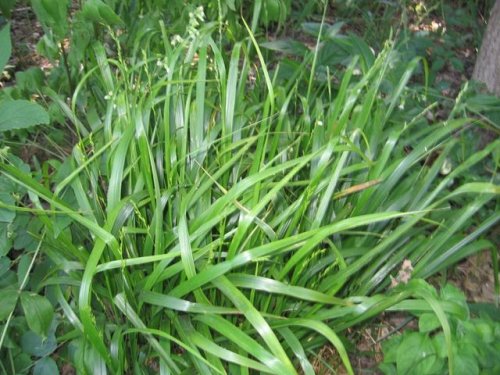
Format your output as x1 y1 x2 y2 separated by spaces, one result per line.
196 314 291 373
212 276 297 374
226 273 349 305
184 318 273 373
114 293 181 373
273 318 354 375
277 328 315 375
141 291 238 314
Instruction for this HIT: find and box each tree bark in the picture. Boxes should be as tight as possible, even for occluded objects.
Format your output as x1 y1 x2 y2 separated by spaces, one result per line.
473 0 500 96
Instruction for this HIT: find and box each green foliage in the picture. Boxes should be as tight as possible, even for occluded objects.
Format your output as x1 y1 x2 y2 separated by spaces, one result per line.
33 357 59 375
0 23 49 136
0 0 498 373
0 0 16 19
19 293 54 339
31 0 69 39
81 0 124 26
0 23 11 73
0 100 50 132
261 0 288 27
380 285 500 375
0 288 18 320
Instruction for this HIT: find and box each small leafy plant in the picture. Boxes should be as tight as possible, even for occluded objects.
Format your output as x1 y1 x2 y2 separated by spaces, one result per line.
380 284 500 375
0 23 49 133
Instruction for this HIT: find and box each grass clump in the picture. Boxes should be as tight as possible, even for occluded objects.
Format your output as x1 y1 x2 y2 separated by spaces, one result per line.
0 1 499 374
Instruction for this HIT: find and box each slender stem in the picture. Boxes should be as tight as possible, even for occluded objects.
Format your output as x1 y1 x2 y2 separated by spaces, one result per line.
306 0 328 102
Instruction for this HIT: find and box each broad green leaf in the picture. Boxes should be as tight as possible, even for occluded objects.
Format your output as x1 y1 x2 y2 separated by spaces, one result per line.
419 312 440 333
453 346 479 375
0 192 15 222
21 330 57 357
82 0 124 26
441 284 467 304
472 319 495 343
15 67 45 93
12 352 32 374
469 303 500 322
0 23 11 72
17 253 32 288
0 100 50 132
302 22 344 40
20 292 54 338
33 357 59 375
396 332 437 374
41 0 68 32
432 333 447 358
0 288 18 320
406 280 455 374
382 334 404 364
96 0 123 25
440 284 469 319
0 257 10 278
31 0 69 39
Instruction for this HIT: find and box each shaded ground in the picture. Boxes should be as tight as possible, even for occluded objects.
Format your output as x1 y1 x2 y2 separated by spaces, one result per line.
3 6 50 80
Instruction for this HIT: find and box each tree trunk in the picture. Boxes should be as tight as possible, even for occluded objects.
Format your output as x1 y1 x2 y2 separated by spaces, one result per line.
473 0 500 96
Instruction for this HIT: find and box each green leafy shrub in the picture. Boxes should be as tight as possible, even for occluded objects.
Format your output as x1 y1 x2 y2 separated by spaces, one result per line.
380 284 500 375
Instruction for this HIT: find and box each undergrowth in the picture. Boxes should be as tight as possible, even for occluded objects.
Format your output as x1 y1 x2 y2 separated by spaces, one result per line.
0 1 499 374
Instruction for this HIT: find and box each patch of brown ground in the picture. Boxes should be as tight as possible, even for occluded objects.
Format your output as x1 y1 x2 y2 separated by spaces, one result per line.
450 249 499 304
5 6 51 76
311 313 418 374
